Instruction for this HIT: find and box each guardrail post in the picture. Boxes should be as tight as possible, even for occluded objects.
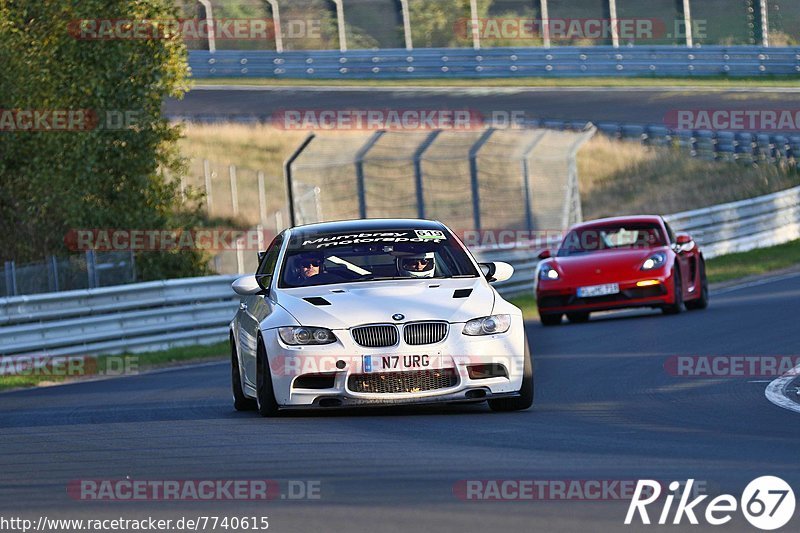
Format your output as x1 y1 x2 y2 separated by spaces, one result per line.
283 133 316 228
398 0 413 50
265 0 284 53
681 0 694 47
332 0 347 52
413 130 442 219
4 261 16 296
197 0 216 53
354 130 386 219
540 0 551 48
468 128 495 232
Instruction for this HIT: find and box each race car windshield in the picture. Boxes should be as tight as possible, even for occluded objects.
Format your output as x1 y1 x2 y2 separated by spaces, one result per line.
557 224 667 256
279 228 479 288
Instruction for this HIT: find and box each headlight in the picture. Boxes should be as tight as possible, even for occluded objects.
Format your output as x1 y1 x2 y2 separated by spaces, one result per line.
641 252 667 271
278 326 337 345
462 314 511 336
539 264 560 280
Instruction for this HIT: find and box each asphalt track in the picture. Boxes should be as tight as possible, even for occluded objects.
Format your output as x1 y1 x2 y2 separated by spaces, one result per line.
2 274 799 532
165 86 800 125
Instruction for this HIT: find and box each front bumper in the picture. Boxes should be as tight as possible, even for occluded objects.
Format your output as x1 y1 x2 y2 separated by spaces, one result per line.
536 276 670 314
260 316 526 408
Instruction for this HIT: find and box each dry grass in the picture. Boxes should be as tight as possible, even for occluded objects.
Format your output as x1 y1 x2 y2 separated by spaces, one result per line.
578 136 800 220
180 124 800 226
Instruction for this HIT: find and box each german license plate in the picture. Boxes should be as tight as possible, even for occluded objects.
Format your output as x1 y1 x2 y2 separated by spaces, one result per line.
577 283 620 298
363 354 442 373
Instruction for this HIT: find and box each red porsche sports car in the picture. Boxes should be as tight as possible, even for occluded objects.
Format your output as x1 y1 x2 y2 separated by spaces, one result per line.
534 215 708 325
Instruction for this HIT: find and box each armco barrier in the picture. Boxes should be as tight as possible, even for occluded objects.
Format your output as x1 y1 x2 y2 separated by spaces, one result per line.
189 46 800 79
1 186 798 358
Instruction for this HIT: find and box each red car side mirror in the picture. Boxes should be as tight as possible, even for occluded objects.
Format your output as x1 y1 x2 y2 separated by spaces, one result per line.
537 249 552 260
675 233 692 245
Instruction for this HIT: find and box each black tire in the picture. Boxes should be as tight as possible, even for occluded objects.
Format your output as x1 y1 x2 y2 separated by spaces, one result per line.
539 312 562 326
685 259 709 311
231 336 256 411
488 335 534 412
566 312 590 323
256 337 280 417
662 266 683 315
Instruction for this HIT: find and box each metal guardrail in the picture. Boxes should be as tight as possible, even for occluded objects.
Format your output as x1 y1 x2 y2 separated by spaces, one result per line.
1 185 798 358
189 47 800 79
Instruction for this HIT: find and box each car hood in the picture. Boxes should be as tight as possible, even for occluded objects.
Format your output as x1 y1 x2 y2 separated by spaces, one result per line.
274 278 495 329
552 247 668 279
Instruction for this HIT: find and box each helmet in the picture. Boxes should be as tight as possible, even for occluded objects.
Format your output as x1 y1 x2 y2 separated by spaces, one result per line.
397 252 435 278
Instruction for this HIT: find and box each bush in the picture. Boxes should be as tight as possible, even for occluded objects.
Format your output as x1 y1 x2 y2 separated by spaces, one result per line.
0 0 210 280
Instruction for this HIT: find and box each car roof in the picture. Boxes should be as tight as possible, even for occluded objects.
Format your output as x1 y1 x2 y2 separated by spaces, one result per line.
287 218 446 237
570 215 664 230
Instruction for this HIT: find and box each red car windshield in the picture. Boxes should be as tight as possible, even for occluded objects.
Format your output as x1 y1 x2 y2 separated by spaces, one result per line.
557 224 666 256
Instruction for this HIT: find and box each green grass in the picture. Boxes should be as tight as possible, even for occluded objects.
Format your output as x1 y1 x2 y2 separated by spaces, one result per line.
192 75 800 89
0 342 228 392
705 239 800 284
509 293 539 321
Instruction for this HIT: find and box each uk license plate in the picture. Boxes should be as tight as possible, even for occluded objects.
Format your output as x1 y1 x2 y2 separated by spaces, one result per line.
577 283 620 298
363 354 441 373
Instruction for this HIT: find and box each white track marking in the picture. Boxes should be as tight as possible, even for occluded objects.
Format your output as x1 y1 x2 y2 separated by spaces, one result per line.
765 362 800 414
191 85 800 94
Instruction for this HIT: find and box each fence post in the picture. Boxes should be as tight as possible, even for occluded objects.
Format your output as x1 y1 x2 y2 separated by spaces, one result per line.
412 130 442 219
540 0 551 48
756 0 770 47
86 250 98 289
468 128 495 232
4 261 16 296
203 159 214 213
47 256 60 292
399 0 413 50
284 133 316 227
520 131 547 234
130 250 137 283
607 0 620 48
331 0 347 52
257 171 268 226
354 130 386 219
469 0 481 50
197 0 216 53
681 0 693 47
265 0 284 53
229 164 239 217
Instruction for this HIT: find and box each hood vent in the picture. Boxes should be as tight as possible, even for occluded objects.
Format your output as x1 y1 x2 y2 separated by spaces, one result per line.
453 289 473 299
303 296 331 306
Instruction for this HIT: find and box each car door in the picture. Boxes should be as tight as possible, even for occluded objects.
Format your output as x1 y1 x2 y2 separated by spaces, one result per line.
664 220 692 299
239 234 283 386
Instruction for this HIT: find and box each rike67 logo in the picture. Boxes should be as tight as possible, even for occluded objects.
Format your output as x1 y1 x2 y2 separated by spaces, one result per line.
625 477 795 530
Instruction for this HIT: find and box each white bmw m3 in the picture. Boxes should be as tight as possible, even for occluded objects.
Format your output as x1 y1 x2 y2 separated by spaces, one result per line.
229 219 533 416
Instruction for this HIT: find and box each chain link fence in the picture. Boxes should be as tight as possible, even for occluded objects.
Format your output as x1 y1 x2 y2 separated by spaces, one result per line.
286 126 595 239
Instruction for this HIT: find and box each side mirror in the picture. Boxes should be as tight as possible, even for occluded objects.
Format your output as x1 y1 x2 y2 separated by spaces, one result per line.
537 249 552 260
232 275 264 296
674 233 695 253
257 251 266 262
479 261 514 283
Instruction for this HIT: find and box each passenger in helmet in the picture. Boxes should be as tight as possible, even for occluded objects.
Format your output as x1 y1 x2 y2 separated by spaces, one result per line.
397 252 436 278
